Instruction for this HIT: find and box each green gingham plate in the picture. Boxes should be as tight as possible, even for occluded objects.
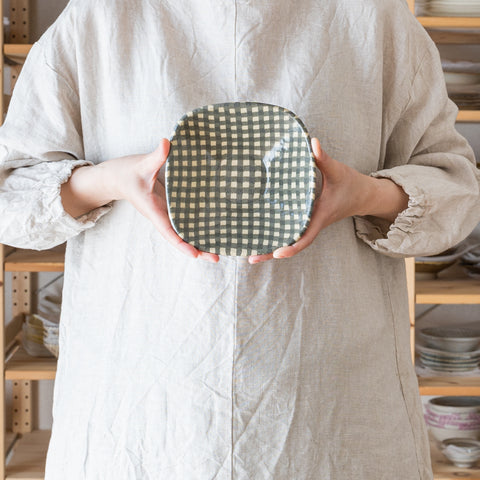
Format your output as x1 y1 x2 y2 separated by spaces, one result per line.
165 102 317 256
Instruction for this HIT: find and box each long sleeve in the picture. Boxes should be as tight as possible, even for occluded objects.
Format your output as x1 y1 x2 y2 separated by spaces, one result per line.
0 38 111 250
354 31 480 258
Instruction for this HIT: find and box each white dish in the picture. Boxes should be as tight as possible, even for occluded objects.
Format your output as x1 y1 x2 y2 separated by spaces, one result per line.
418 327 480 353
416 341 480 359
441 438 480 468
444 72 480 86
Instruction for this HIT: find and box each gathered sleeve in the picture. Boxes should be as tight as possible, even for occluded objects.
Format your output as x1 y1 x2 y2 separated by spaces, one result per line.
354 38 480 258
0 40 112 250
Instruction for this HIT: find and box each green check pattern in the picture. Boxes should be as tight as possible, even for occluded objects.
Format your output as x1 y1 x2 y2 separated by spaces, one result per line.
166 102 316 256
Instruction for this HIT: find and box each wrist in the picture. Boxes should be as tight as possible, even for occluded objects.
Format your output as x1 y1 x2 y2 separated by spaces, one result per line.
358 175 409 222
96 160 121 202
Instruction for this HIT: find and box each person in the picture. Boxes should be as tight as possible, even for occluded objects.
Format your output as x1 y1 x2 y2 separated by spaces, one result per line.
0 0 479 478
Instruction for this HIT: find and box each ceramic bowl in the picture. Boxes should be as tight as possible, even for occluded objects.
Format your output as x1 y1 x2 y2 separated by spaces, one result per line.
418 327 480 353
166 102 317 256
428 425 480 443
428 396 480 414
425 397 480 443
441 438 480 468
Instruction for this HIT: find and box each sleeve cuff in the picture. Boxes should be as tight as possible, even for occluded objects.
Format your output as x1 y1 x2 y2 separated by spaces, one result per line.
47 159 113 235
353 170 428 257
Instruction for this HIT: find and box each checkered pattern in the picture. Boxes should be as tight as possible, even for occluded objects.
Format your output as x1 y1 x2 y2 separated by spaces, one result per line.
166 102 316 256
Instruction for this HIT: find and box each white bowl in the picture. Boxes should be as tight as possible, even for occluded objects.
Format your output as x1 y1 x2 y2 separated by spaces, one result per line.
441 438 480 468
428 425 480 443
419 327 480 353
429 396 480 414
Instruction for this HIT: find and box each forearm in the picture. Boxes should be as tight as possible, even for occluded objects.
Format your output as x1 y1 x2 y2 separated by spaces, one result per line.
358 176 409 223
60 162 115 218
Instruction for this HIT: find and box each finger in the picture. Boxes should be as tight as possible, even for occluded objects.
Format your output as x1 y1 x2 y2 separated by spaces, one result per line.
147 138 171 176
150 213 200 259
248 252 274 264
149 204 219 262
311 137 333 175
197 250 220 263
273 203 326 259
273 233 316 259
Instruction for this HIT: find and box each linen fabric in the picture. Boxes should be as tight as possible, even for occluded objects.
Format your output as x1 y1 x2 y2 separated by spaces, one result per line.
0 0 479 478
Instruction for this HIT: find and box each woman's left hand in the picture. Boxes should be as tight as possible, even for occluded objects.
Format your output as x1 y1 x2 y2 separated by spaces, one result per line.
248 137 409 264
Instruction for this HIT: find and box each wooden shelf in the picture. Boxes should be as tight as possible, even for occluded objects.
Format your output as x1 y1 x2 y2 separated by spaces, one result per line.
457 111 480 123
418 376 480 396
4 44 31 63
428 29 480 44
430 436 480 479
5 346 56 381
418 16 480 28
416 278 480 304
5 430 50 480
4 248 65 273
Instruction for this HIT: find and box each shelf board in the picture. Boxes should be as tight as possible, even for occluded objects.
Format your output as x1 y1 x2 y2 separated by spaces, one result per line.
4 248 65 273
430 435 480 479
418 16 480 28
418 376 480 396
457 110 480 123
5 430 50 480
428 29 480 44
4 44 32 63
5 346 56 381
416 278 480 304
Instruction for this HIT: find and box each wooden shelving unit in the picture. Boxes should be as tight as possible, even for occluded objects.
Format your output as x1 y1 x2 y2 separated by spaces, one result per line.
5 346 57 381
5 430 50 480
408 1 480 478
416 278 480 304
3 44 30 64
4 248 65 273
417 16 480 28
0 3 61 478
419 376 480 396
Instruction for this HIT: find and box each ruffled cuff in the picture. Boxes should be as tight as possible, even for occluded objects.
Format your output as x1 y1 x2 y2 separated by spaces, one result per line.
48 159 113 229
353 170 428 258
0 159 113 250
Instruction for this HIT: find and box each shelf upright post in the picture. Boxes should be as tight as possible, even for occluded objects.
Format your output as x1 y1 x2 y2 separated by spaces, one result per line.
407 0 415 14
0 0 5 477
0 244 5 480
11 273 32 435
405 257 416 364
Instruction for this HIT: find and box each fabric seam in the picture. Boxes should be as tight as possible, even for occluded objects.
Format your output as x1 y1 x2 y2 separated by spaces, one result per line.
234 0 238 98
231 259 238 480
381 257 424 480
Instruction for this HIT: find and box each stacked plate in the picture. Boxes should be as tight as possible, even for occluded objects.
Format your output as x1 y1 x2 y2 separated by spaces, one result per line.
417 327 480 373
418 0 480 16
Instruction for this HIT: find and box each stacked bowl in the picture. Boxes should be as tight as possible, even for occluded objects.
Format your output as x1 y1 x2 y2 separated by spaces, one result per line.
425 397 480 443
417 326 480 373
441 438 480 468
462 247 480 279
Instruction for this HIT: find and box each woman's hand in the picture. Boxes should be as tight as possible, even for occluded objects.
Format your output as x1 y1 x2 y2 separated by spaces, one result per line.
248 137 409 264
60 139 219 263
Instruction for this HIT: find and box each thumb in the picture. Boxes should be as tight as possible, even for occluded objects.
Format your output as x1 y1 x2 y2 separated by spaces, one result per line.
311 137 334 177
147 138 171 176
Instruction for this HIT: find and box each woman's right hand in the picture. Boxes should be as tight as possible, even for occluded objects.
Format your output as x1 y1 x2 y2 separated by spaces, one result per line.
60 138 220 263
